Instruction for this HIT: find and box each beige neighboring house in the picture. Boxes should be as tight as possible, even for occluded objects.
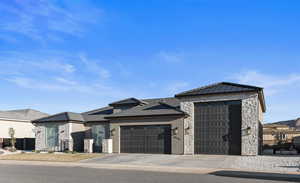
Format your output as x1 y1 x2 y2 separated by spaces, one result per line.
0 109 48 150
263 118 300 152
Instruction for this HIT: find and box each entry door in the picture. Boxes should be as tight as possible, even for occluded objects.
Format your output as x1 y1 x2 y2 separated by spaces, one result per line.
120 125 171 154
194 101 241 155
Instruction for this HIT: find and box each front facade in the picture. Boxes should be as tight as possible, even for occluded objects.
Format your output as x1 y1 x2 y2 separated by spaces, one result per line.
33 82 266 155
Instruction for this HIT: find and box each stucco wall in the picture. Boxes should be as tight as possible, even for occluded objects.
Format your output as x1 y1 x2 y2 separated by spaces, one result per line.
0 119 34 138
110 116 184 155
178 92 262 155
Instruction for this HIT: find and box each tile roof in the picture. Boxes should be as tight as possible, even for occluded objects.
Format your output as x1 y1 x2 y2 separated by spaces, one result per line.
81 106 113 122
32 112 84 123
109 98 147 106
32 97 182 123
175 82 262 97
0 109 48 122
106 98 184 118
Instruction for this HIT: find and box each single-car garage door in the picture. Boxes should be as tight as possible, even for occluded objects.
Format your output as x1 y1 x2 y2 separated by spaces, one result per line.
120 125 171 154
194 101 242 155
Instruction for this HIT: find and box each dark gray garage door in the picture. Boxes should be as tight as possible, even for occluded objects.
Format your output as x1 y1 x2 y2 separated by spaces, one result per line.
120 125 171 154
194 101 241 155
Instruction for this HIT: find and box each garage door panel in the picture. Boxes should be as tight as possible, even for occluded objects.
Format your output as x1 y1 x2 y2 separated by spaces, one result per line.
120 125 171 154
194 101 241 155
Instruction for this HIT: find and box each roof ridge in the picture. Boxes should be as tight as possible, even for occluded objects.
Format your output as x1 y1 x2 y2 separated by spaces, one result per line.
175 82 222 96
220 82 263 90
175 81 262 97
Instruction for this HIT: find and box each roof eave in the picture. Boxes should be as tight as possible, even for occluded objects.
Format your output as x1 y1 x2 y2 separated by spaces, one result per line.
175 90 259 98
105 113 185 119
32 119 84 124
258 89 267 113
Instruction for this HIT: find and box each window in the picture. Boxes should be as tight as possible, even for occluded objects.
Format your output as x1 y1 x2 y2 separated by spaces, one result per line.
46 125 59 148
91 125 106 152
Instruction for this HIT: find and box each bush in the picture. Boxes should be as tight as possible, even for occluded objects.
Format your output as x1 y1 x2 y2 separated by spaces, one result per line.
48 150 55 154
64 150 71 153
35 150 41 153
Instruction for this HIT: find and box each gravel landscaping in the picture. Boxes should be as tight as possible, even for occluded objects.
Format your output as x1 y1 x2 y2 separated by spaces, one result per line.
231 155 300 173
83 154 300 173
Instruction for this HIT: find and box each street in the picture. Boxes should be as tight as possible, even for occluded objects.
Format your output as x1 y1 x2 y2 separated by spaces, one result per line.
0 164 289 183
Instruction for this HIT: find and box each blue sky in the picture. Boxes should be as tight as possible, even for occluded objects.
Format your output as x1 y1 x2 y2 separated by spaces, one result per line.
0 0 300 123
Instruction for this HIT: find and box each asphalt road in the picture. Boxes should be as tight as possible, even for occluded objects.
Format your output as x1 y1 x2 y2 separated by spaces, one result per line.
0 164 289 183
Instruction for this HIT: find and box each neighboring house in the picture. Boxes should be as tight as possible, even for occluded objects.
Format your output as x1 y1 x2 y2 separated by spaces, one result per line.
263 119 300 152
0 109 48 150
272 118 300 130
32 82 266 156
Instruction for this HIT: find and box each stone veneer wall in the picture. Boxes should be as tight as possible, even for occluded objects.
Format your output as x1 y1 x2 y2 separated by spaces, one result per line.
34 122 71 151
179 92 261 155
241 96 259 155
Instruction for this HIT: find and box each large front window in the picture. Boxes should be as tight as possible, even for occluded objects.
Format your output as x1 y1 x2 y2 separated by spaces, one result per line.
91 125 106 152
46 125 59 148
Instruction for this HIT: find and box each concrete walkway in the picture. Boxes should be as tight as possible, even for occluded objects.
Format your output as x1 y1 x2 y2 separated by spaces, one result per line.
82 153 300 173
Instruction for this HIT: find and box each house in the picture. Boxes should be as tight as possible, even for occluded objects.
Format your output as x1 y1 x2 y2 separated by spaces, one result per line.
32 82 266 155
0 109 48 150
263 119 300 152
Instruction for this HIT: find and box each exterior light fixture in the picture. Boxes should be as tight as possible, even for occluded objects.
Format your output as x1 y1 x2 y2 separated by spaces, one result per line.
110 129 116 136
172 127 179 136
184 126 191 135
246 127 251 135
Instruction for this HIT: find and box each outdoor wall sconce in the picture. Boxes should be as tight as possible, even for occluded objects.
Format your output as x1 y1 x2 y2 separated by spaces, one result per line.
110 129 116 136
172 127 179 136
246 127 251 135
243 127 251 136
60 130 65 134
184 126 191 135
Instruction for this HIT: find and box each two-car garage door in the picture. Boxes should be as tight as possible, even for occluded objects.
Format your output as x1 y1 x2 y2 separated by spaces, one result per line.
120 125 171 154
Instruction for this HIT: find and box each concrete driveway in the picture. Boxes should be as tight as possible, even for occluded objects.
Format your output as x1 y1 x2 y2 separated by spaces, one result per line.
82 153 300 173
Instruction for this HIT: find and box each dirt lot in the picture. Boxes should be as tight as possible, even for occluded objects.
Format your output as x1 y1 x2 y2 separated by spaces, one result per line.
0 153 102 162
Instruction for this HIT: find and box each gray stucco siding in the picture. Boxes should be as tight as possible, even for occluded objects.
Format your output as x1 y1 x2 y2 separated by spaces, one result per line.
178 92 262 155
110 116 184 155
